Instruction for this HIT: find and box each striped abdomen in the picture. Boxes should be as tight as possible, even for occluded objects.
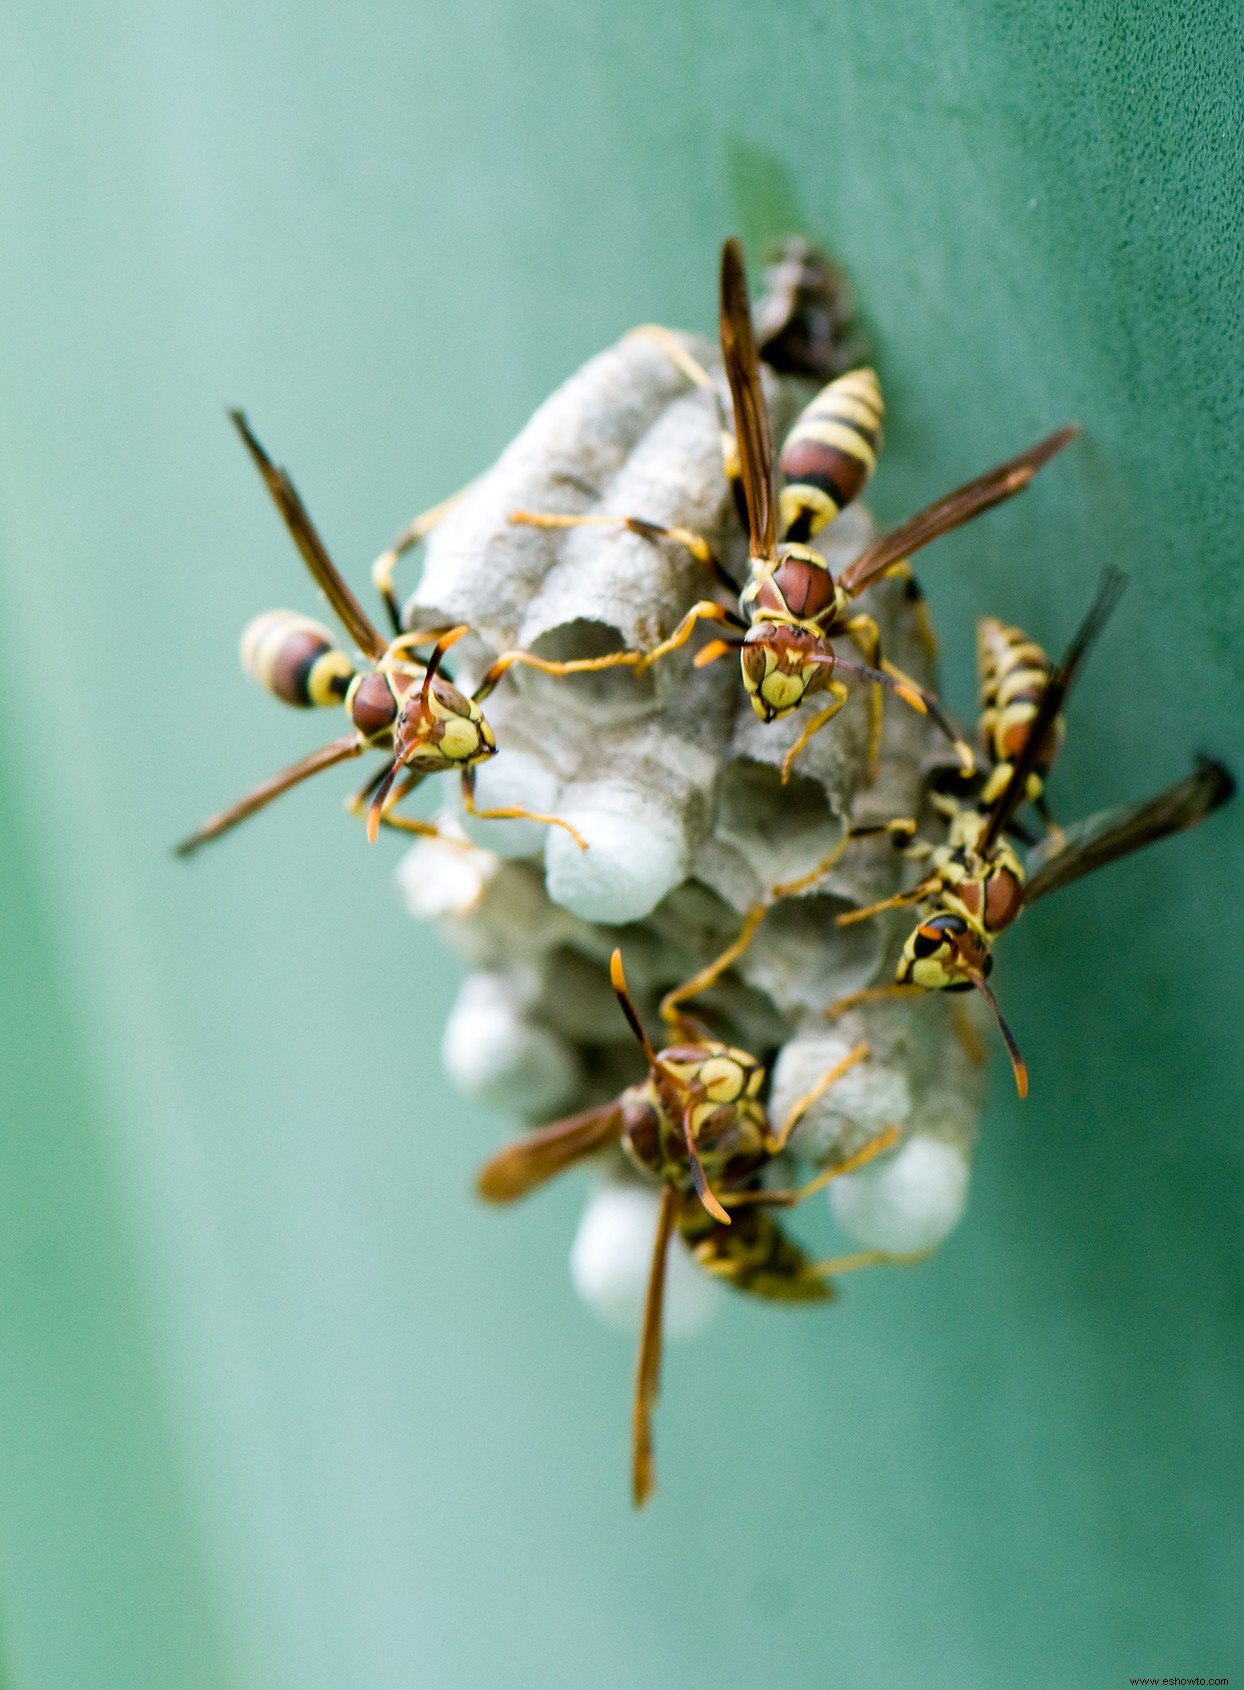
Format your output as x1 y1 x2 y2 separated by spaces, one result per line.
680 1201 832 1302
241 610 355 709
778 367 884 543
977 617 1063 795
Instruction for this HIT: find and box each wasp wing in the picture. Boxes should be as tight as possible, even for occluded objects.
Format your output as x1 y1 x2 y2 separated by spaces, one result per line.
474 1102 625 1204
718 238 777 563
1023 757 1235 905
838 424 1078 598
231 410 389 662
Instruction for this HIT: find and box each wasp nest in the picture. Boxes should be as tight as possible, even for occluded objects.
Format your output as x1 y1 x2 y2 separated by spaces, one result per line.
394 323 987 1334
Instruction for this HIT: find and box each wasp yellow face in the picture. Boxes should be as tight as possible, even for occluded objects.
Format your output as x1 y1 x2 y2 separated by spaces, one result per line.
393 673 497 773
740 625 828 721
897 911 994 991
655 1042 767 1151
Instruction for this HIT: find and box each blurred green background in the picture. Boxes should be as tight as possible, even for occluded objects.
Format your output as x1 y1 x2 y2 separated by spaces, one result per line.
0 0 1241 1684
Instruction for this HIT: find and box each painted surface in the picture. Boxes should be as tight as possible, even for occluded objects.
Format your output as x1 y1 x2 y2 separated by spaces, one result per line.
0 1 1239 1684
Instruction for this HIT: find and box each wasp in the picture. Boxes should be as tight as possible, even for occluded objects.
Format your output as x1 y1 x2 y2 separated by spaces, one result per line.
174 413 585 857
831 569 1235 1094
504 238 1075 782
477 948 898 1506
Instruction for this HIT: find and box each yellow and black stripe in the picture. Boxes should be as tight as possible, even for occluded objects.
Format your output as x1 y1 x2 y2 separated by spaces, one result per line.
977 617 1062 804
240 609 356 709
778 367 884 542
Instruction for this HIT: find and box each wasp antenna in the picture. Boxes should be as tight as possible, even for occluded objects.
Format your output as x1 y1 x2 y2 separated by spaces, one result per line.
420 623 470 704
681 1107 731 1225
967 969 1028 1098
366 760 400 844
609 949 661 1068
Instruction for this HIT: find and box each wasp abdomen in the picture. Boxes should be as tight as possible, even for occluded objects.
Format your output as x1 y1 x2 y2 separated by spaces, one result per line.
778 367 884 543
977 617 1063 780
683 1205 832 1302
240 610 355 709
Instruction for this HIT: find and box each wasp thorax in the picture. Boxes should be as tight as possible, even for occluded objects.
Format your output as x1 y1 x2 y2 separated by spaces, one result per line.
347 669 405 742
740 624 827 720
899 912 993 990
241 609 356 709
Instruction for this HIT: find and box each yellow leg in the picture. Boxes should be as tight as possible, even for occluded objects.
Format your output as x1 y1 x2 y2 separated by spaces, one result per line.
658 902 767 1030
507 508 735 592
768 1042 871 1154
780 682 849 784
807 1247 927 1279
473 645 642 702
843 613 885 781
826 983 925 1022
636 600 735 670
625 324 718 391
459 766 588 851
834 877 941 928
951 997 988 1068
883 560 940 664
729 1124 901 1210
345 768 456 842
371 487 471 632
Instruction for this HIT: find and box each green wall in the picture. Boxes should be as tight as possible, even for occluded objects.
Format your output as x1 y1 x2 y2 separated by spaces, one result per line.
0 1 1239 1685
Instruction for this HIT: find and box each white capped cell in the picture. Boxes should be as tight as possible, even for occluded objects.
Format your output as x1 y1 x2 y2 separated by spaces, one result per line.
830 1134 970 1254
457 746 564 858
544 782 687 923
569 1182 722 1339
442 972 579 1117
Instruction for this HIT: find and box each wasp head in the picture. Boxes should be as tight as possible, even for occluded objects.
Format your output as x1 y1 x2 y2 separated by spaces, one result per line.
392 671 497 774
740 623 832 721
897 911 993 992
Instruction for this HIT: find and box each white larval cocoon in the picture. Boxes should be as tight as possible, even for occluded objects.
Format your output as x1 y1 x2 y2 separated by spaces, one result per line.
442 972 580 1117
390 322 989 1286
544 781 689 922
570 1182 723 1338
830 1133 970 1254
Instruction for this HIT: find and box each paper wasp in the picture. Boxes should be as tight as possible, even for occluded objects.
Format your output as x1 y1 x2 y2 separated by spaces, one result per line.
175 413 584 857
505 237 1076 782
828 568 1235 1094
477 948 899 1506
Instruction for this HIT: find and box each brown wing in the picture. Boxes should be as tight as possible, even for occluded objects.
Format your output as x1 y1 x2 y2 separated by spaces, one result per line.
632 1185 678 1509
1023 757 1234 905
174 733 363 857
718 238 777 562
231 411 389 662
979 568 1128 856
474 1102 624 1204
839 424 1079 598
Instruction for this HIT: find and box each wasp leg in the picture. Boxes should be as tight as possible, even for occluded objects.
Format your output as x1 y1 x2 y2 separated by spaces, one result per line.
766 1043 871 1154
845 612 972 777
952 997 989 1068
888 561 940 663
472 645 643 702
826 983 925 1022
779 681 850 784
174 734 364 857
626 325 748 531
371 486 471 635
834 876 942 928
635 600 738 670
658 902 768 1030
459 765 588 850
727 1123 901 1209
509 508 741 598
807 1247 926 1279
345 766 454 841
632 1186 678 1510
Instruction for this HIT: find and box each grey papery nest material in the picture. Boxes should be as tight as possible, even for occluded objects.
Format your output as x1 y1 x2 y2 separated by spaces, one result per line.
395 326 987 1293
